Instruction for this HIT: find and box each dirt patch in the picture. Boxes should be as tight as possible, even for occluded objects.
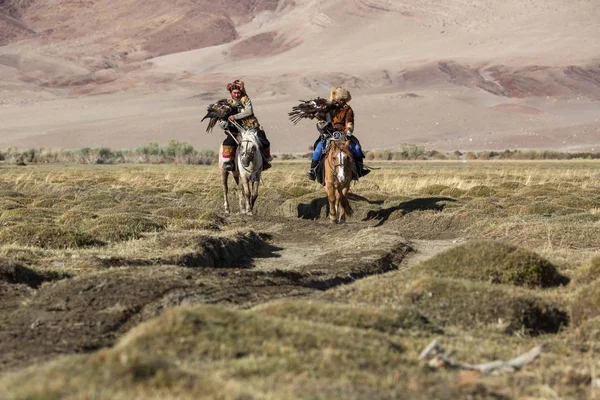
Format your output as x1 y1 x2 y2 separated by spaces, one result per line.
490 103 544 115
0 257 63 288
0 218 414 372
228 31 302 60
144 13 238 57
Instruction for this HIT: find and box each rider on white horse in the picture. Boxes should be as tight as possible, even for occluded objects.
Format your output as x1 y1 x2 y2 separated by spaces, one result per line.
219 79 272 172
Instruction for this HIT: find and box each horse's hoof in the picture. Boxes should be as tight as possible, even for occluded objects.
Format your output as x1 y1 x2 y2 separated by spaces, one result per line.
338 220 346 225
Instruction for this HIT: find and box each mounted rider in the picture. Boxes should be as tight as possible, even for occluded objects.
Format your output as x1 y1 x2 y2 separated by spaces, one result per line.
219 79 272 171
306 86 369 180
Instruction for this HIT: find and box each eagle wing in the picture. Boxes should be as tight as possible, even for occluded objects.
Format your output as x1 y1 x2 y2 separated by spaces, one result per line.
288 97 340 125
202 99 234 133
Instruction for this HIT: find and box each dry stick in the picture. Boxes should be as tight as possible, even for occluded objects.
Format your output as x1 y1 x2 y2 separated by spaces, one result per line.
419 339 545 376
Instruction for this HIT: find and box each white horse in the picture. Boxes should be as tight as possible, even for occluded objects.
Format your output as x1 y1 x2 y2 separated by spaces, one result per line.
220 122 264 215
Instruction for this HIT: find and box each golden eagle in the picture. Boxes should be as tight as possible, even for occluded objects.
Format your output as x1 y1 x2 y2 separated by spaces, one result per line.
202 99 234 133
288 98 342 125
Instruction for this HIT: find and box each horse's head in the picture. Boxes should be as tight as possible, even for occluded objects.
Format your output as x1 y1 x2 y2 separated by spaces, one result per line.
238 129 261 170
328 140 354 183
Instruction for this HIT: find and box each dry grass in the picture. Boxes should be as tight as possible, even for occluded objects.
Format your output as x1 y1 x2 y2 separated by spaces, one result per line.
0 160 599 399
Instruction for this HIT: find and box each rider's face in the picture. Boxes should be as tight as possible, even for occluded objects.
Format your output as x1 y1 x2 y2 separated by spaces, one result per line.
231 89 242 100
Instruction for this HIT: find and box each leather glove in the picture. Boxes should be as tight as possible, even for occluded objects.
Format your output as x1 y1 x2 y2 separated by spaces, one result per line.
218 120 229 130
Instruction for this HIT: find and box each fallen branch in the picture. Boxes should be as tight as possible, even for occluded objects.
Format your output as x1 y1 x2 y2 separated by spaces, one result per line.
419 339 545 375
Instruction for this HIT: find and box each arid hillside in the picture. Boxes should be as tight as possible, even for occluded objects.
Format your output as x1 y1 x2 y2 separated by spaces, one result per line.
0 0 599 152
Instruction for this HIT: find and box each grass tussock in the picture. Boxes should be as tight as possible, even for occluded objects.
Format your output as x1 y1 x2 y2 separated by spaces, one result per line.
417 240 569 288
86 213 168 242
253 300 442 335
401 277 568 335
570 283 600 327
0 224 102 249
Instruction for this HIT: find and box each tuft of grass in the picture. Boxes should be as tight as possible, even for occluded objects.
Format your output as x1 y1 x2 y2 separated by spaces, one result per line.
0 199 24 211
85 213 168 242
520 202 581 216
401 277 568 335
465 185 496 197
0 207 59 225
152 207 205 219
570 282 600 327
253 300 442 335
419 184 450 196
438 187 465 197
572 255 600 286
0 224 102 249
418 240 568 288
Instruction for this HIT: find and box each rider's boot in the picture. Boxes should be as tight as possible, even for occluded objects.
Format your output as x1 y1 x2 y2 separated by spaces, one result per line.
222 145 236 171
306 159 319 181
262 147 272 170
355 157 370 178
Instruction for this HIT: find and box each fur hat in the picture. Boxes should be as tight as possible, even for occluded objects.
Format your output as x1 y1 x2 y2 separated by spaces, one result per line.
227 79 246 94
330 86 351 102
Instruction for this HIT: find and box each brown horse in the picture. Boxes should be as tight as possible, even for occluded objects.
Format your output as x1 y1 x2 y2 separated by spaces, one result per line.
324 140 354 224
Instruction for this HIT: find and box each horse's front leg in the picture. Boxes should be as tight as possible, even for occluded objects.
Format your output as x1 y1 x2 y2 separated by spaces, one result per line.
249 178 260 214
325 182 337 223
222 169 230 214
338 186 349 224
239 177 252 215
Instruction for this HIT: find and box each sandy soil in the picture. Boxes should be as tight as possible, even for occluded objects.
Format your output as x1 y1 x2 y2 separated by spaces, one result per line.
0 0 598 153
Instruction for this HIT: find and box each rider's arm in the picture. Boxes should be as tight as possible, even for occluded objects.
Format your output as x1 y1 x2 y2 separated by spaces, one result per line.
345 107 354 134
232 97 254 120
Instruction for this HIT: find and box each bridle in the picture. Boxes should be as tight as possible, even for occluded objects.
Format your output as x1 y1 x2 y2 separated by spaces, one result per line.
326 141 353 182
239 138 257 171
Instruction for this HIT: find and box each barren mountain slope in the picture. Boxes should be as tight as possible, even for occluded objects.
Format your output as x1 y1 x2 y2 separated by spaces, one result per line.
0 0 599 151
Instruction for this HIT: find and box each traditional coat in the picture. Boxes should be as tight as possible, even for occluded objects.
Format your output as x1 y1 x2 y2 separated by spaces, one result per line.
328 86 355 135
227 96 260 130
331 104 354 134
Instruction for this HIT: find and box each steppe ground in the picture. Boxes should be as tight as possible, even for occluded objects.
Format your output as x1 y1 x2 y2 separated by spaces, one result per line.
1 0 600 398
0 159 599 399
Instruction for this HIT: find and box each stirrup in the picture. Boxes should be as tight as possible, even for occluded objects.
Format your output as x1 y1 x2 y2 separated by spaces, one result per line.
306 169 316 181
223 161 234 171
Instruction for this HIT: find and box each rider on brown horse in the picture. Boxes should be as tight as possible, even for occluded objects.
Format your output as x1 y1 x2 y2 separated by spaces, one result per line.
306 86 369 180
219 79 272 171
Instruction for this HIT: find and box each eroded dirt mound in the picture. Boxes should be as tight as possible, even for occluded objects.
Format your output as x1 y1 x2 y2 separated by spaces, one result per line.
0 219 413 372
0 305 477 400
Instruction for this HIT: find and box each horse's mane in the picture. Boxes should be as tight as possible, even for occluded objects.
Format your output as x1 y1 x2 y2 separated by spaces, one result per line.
328 140 354 161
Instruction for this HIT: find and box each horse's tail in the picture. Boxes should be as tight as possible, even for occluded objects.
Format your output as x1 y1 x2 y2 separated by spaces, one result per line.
341 195 353 217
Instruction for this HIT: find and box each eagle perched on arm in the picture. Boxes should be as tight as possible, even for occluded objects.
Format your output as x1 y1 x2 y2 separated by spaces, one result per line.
288 97 342 125
201 99 234 133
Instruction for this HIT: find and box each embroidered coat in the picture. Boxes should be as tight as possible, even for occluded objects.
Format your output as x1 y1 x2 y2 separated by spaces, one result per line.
228 96 260 129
